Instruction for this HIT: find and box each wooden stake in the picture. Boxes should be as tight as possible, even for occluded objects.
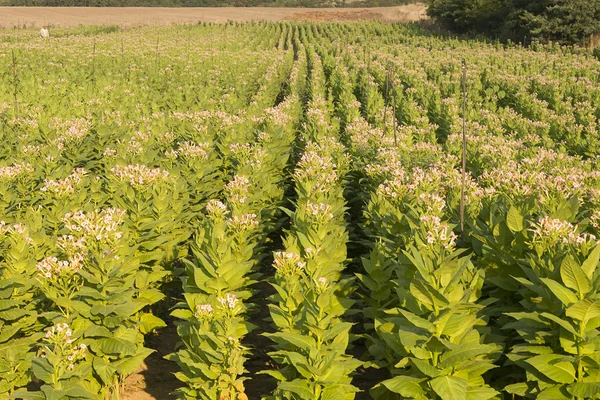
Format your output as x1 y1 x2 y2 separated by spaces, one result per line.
11 48 18 117
91 37 96 97
383 63 390 131
460 59 467 244
392 65 397 146
155 33 160 69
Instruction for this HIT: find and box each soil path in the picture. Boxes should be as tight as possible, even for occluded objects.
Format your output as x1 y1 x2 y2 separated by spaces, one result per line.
0 4 426 28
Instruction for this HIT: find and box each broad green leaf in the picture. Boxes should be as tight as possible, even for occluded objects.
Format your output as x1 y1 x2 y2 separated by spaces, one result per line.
139 313 166 334
526 354 576 384
112 347 154 376
381 375 425 397
278 379 314 399
10 391 45 400
31 358 54 383
398 309 435 332
581 244 600 279
566 299 600 326
504 382 537 396
506 206 524 232
410 280 449 310
538 385 572 400
540 313 580 338
465 386 499 400
439 344 495 369
170 309 193 320
540 278 578 307
266 332 316 351
410 358 440 378
569 382 600 397
560 256 590 297
93 356 117 386
429 376 468 400
95 338 137 356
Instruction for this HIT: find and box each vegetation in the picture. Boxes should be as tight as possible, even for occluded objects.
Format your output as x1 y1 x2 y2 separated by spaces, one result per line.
427 0 600 45
1 21 600 400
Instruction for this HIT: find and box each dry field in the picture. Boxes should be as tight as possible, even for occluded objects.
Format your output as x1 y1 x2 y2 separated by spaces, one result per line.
0 4 426 28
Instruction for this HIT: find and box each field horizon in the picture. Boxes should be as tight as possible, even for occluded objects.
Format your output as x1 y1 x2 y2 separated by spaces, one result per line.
0 4 426 28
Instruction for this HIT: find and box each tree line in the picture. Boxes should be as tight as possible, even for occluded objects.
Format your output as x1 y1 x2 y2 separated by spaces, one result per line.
427 0 600 46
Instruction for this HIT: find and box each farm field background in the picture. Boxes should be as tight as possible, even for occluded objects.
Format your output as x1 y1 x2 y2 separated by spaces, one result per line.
1 19 600 400
0 5 427 28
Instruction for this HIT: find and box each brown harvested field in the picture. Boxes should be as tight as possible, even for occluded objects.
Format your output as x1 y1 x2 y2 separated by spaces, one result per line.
0 4 427 28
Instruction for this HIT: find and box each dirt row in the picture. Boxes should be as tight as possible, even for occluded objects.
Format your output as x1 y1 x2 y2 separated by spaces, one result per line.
0 4 427 28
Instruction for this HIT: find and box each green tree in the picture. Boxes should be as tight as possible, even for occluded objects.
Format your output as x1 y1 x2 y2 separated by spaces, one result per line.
426 0 600 45
517 0 600 44
426 0 506 33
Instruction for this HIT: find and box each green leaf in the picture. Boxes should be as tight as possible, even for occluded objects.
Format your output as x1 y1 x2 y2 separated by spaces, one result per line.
62 385 97 399
504 382 540 396
465 386 499 400
31 358 54 383
560 256 590 297
439 343 495 369
93 356 117 386
581 244 600 279
506 206 524 232
381 375 425 397
266 332 316 351
398 309 435 332
569 382 600 397
410 358 440 378
540 313 580 338
410 280 448 310
95 338 137 356
566 299 600 327
112 347 154 376
278 379 314 399
10 391 45 400
540 278 578 307
538 385 572 400
526 354 576 384
429 376 468 400
170 308 193 320
139 313 166 334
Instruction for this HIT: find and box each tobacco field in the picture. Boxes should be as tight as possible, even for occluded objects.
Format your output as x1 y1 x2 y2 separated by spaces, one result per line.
1 21 600 400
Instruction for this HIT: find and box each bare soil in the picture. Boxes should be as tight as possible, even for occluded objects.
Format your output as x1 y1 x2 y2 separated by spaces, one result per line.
0 4 427 28
121 325 180 400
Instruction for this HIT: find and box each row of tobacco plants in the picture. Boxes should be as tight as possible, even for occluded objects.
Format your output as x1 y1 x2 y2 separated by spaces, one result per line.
1 19 600 400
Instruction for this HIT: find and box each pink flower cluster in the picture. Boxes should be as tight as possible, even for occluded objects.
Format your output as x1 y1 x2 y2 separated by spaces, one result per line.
273 251 305 277
205 199 228 218
62 208 125 244
0 163 34 181
41 168 87 197
227 213 259 232
111 164 171 188
37 254 85 279
42 323 87 370
531 216 597 248
304 201 334 223
217 293 239 309
419 215 458 250
225 175 250 206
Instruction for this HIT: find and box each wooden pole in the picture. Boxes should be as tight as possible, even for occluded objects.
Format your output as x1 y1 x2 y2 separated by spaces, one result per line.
460 59 467 243
392 65 397 146
383 62 390 131
11 48 18 117
91 37 96 98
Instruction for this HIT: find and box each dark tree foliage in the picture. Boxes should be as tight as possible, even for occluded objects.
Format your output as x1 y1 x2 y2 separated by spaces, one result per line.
427 0 600 45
